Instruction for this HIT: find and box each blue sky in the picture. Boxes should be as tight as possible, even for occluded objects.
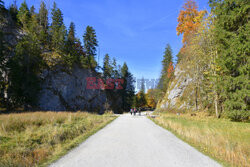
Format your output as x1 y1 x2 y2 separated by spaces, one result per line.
4 0 210 90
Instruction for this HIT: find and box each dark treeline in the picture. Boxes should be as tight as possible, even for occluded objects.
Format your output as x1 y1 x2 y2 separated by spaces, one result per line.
0 0 135 112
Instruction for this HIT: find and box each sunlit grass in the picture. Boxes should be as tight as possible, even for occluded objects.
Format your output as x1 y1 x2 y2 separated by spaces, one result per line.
151 110 250 167
0 112 116 167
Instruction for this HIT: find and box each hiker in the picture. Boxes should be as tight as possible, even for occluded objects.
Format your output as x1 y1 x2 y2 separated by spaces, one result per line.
139 107 141 116
134 108 137 116
130 108 133 115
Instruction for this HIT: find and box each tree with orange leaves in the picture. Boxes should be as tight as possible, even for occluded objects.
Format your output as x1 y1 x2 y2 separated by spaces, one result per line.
167 62 174 79
176 0 206 45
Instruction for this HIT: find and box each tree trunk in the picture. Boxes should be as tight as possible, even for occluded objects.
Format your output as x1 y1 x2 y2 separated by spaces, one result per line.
195 63 199 111
213 50 220 118
214 92 219 118
195 86 198 111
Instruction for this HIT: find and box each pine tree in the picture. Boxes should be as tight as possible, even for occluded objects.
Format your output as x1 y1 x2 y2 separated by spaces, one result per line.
38 1 49 47
111 58 119 78
50 2 66 51
210 0 250 121
64 22 78 66
17 0 31 28
121 63 135 110
28 6 40 37
75 38 85 63
82 26 98 69
0 0 5 22
102 54 112 79
0 0 3 8
30 5 35 15
38 1 48 30
158 44 173 94
68 22 76 44
66 22 76 53
8 34 42 109
9 1 18 23
0 0 4 12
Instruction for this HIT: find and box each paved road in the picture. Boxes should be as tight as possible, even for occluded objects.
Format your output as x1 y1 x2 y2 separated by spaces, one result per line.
50 113 221 167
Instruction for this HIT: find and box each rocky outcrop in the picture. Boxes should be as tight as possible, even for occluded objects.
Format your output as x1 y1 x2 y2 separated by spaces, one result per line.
1 11 113 113
158 65 195 111
38 66 107 113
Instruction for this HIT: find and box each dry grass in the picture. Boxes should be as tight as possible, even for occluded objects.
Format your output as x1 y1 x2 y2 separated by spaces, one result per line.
152 111 250 167
0 112 116 167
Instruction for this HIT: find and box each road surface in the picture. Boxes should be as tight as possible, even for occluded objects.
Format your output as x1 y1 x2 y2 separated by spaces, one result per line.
50 113 221 167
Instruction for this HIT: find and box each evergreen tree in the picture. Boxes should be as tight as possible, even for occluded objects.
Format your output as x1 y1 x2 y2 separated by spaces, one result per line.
111 58 119 78
0 0 5 22
74 38 85 63
210 0 250 121
0 0 4 12
50 2 66 51
17 0 31 28
158 44 173 94
38 1 49 47
0 0 3 8
66 22 76 53
38 1 48 30
68 22 76 44
8 34 42 109
9 1 18 23
30 5 35 15
28 6 40 37
82 26 98 69
121 63 135 111
65 22 78 66
102 54 112 79
138 78 147 107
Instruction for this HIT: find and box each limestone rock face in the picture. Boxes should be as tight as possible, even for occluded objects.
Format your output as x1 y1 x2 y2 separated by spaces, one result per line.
38 66 107 113
158 65 194 110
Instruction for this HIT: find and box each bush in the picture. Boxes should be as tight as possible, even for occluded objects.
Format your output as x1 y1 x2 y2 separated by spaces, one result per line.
227 110 249 122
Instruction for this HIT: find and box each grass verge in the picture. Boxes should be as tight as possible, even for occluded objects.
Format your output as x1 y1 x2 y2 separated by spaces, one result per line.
150 111 250 167
0 112 117 167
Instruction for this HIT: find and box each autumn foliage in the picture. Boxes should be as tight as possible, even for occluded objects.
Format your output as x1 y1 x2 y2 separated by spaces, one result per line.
146 89 157 108
167 62 174 79
176 0 206 45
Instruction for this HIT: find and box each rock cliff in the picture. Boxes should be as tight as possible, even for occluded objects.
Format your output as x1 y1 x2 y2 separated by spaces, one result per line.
157 65 196 111
38 66 107 113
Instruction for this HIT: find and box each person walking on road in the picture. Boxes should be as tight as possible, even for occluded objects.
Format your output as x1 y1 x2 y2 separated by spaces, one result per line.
133 108 137 116
139 107 141 116
130 108 133 115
